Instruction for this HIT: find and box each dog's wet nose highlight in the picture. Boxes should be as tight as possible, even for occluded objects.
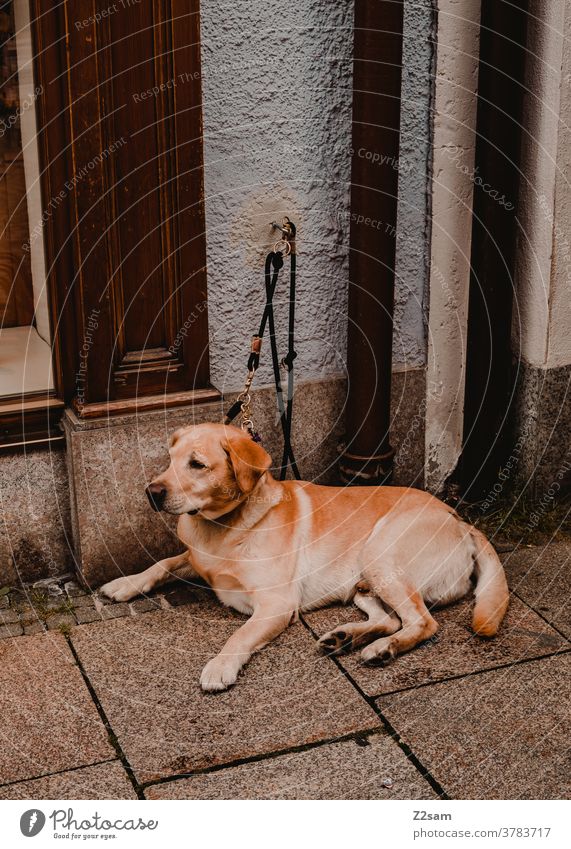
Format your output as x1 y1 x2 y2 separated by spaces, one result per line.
146 483 167 512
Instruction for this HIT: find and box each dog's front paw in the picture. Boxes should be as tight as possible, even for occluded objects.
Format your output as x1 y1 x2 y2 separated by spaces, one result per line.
99 575 149 602
200 655 240 692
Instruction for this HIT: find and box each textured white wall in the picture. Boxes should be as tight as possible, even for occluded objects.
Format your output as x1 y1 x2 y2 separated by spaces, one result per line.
394 0 435 368
545 1 571 368
200 0 354 392
199 0 433 393
512 1 565 369
425 0 482 492
512 1 571 371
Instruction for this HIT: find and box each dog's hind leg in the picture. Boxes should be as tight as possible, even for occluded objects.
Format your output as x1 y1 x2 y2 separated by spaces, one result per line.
360 579 438 664
316 590 400 655
352 514 439 663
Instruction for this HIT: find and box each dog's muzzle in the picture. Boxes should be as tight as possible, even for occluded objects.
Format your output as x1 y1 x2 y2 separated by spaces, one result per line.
146 483 167 512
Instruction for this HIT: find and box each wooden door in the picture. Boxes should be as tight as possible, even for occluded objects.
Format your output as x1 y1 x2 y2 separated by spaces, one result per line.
31 1 212 414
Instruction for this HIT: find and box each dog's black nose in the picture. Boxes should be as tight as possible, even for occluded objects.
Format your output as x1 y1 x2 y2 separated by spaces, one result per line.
146 483 167 512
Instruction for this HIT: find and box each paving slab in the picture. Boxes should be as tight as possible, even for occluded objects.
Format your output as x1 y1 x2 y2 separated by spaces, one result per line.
146 732 437 800
70 602 379 784
0 633 115 785
380 653 571 799
304 594 567 696
503 542 571 638
0 761 136 800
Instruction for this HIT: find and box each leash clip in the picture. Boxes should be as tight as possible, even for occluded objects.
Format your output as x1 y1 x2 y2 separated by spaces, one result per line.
271 216 295 256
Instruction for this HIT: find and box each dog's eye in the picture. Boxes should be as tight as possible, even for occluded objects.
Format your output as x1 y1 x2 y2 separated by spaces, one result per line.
189 459 206 470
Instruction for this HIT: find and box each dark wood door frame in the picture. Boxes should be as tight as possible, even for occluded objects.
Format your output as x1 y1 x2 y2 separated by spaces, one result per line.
30 1 77 404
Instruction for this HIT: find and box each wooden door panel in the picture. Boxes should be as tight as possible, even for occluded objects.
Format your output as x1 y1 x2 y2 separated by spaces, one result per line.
0 148 34 327
106 3 169 355
31 0 208 409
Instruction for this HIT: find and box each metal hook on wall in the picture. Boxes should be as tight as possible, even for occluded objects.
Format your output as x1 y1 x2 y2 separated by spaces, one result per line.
271 217 296 255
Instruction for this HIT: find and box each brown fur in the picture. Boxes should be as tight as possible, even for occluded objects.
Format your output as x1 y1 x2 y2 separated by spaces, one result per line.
100 423 510 691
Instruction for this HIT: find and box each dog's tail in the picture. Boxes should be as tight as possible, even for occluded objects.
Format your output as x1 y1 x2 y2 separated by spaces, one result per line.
469 527 509 637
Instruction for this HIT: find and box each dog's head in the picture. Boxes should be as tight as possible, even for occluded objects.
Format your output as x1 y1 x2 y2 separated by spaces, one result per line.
146 423 272 518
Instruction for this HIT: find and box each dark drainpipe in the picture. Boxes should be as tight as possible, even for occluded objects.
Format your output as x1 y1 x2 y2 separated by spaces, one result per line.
339 0 404 485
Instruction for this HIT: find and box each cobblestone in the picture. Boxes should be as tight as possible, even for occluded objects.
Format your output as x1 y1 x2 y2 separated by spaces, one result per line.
99 603 131 621
0 622 24 639
64 580 87 598
0 609 20 625
130 598 162 614
32 592 71 613
46 613 77 631
17 605 41 626
72 593 98 609
0 576 207 636
75 607 103 625
23 622 46 636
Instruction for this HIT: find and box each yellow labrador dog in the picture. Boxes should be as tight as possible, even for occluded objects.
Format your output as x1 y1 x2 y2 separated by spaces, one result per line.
100 423 509 692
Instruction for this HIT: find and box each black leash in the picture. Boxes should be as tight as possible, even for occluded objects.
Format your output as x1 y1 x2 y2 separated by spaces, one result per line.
224 218 301 481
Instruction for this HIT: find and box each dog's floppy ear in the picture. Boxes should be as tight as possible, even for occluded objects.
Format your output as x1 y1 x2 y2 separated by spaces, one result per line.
170 426 191 448
224 430 272 493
